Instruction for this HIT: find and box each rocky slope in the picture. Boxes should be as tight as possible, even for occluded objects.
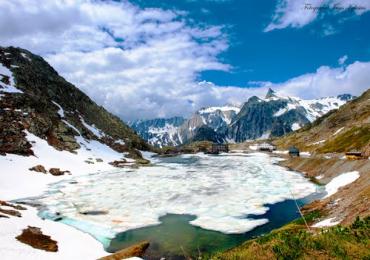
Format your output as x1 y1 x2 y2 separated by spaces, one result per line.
0 46 151 162
228 89 353 142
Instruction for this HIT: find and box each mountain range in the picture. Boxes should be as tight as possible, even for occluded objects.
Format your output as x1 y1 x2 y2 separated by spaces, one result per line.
131 89 353 147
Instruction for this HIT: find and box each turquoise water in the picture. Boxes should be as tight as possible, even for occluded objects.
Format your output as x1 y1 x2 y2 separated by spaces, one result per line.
107 195 319 259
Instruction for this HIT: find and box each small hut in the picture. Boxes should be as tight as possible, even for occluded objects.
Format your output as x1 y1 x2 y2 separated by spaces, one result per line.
210 143 229 154
345 151 363 160
257 143 276 152
289 146 300 157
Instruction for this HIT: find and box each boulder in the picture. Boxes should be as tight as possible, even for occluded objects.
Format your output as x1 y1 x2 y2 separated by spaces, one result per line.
16 226 58 252
109 159 127 168
99 241 149 260
29 165 47 173
48 168 69 176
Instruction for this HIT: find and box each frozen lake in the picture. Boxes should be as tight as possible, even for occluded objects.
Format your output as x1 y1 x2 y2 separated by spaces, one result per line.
31 152 320 258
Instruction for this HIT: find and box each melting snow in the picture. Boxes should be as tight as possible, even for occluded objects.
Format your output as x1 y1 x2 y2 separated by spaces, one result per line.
324 171 360 198
312 217 341 228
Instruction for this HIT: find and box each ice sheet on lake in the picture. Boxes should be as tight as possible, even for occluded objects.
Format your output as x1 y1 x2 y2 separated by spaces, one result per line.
36 152 317 244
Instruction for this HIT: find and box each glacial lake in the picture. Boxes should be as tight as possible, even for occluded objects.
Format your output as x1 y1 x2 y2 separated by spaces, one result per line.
31 152 323 259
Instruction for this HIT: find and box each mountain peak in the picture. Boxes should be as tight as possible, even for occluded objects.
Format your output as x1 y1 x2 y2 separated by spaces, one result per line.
265 88 277 99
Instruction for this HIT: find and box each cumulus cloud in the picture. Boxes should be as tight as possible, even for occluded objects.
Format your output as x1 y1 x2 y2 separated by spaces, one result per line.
269 61 370 99
265 0 370 32
1 0 370 120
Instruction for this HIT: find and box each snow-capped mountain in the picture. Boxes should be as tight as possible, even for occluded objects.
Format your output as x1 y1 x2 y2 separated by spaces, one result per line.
131 105 240 147
228 89 354 142
133 89 353 147
130 117 185 148
178 105 240 144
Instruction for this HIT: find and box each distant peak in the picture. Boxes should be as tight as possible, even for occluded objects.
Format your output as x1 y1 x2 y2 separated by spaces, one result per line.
265 88 277 99
337 94 354 101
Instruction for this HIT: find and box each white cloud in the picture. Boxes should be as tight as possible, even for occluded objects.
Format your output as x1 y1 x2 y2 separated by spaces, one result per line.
1 0 369 121
338 55 348 65
270 61 370 99
265 0 370 32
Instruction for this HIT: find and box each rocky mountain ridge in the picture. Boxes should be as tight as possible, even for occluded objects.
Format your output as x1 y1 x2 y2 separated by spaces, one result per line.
0 46 151 164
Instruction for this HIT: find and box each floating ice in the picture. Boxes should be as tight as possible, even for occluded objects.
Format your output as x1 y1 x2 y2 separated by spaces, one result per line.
36 152 317 245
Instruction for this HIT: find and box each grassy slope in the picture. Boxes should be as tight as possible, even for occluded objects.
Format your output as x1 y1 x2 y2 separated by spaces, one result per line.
273 88 370 154
212 214 370 260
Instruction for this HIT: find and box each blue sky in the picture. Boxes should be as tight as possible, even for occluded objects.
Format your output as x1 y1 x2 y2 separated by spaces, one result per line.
131 0 370 86
1 0 370 120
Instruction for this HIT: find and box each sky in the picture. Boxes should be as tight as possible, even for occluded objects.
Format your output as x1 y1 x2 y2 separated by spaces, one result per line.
1 0 370 121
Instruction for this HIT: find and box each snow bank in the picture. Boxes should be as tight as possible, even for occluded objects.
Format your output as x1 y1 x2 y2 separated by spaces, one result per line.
0 131 125 200
312 217 341 228
36 152 317 241
324 171 360 198
0 206 107 260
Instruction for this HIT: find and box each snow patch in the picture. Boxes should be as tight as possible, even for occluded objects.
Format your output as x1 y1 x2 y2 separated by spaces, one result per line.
333 127 344 136
312 217 341 228
0 63 23 94
311 140 326 145
291 123 301 131
21 52 32 62
79 116 105 138
52 101 65 118
324 171 360 198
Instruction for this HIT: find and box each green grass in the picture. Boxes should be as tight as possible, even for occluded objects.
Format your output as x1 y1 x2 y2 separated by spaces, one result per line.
211 216 370 260
319 125 370 153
